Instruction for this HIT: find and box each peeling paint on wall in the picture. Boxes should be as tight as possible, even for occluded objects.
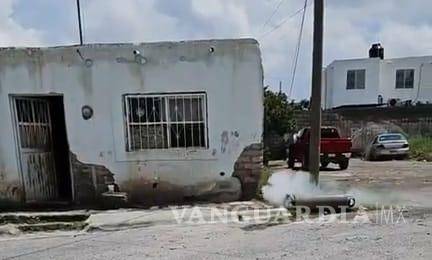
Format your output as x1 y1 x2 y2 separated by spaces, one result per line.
120 177 241 206
70 152 119 204
220 130 241 154
0 176 23 203
221 130 229 153
80 64 93 95
0 161 23 203
0 184 22 202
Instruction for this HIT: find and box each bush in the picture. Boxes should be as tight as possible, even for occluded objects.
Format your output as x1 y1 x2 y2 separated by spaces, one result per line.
256 167 271 200
409 137 432 161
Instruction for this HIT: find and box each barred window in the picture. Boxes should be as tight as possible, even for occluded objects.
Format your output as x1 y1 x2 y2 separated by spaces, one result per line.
396 69 414 89
346 69 365 89
124 93 207 151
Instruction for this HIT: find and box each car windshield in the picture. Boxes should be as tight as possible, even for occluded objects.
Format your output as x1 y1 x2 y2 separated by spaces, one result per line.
379 134 405 141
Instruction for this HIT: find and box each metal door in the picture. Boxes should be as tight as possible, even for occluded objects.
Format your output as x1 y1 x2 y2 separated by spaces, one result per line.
13 97 58 202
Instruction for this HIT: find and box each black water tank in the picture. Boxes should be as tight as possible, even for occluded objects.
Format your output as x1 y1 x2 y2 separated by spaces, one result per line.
369 43 384 59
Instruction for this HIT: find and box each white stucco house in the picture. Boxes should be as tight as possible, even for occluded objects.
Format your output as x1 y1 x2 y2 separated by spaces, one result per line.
322 52 432 109
0 39 264 207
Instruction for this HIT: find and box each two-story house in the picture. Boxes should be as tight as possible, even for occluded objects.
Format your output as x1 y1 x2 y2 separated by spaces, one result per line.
322 44 432 109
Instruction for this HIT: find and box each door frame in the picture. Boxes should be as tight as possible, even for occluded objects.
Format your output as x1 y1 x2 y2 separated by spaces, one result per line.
9 94 74 203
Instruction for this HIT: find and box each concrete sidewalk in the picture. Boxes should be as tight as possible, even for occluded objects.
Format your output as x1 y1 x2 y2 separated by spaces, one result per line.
0 201 282 235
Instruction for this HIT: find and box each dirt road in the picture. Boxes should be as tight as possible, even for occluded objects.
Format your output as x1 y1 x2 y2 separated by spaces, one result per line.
269 158 432 207
0 159 431 259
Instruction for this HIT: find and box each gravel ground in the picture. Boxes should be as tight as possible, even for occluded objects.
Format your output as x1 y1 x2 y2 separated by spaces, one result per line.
0 159 431 260
0 210 431 260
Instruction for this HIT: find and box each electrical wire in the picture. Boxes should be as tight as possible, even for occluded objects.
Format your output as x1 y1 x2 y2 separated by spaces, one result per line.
259 0 286 34
259 1 311 40
80 0 86 44
288 0 308 98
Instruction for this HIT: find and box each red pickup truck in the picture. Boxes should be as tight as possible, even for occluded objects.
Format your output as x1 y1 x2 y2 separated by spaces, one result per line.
287 127 352 170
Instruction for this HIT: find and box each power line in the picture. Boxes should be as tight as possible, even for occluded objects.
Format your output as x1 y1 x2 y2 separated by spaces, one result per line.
81 0 86 44
259 2 310 40
288 0 308 98
76 0 83 45
259 0 286 34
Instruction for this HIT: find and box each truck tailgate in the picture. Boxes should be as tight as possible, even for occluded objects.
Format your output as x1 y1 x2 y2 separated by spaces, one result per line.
321 138 352 154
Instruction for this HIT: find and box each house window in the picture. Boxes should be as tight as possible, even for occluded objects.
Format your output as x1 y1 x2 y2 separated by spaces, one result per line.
396 69 414 89
346 69 365 89
124 93 207 151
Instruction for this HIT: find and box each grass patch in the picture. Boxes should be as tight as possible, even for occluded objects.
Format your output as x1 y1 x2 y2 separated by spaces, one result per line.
409 136 432 161
256 167 272 200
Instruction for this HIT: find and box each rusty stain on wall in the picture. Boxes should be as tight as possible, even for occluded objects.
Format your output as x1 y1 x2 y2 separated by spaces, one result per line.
221 130 229 153
0 169 23 202
120 177 241 206
80 63 93 95
0 184 22 202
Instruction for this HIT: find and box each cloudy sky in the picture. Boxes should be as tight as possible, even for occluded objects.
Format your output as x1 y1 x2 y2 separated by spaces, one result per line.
2 0 432 99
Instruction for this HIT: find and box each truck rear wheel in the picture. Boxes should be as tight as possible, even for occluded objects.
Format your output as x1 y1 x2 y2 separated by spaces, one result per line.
288 157 295 169
287 148 295 168
339 159 349 170
321 161 329 168
302 151 309 171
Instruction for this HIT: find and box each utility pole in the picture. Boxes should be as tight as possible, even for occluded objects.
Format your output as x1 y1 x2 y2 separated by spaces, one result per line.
76 0 83 45
309 0 324 185
279 81 282 94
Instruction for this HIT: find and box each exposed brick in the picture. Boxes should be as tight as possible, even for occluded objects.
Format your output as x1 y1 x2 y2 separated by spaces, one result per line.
237 156 252 163
232 143 264 200
250 156 264 163
70 152 117 205
241 150 262 157
250 169 263 176
248 143 263 150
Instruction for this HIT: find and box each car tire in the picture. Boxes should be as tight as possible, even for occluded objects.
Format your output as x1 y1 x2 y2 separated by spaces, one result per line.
396 154 408 160
368 151 378 161
339 159 349 170
321 161 329 168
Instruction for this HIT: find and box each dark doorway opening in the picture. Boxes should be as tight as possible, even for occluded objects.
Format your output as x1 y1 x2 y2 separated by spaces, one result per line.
48 96 72 201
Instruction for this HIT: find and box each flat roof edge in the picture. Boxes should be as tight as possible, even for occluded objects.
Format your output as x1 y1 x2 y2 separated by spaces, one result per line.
0 38 259 51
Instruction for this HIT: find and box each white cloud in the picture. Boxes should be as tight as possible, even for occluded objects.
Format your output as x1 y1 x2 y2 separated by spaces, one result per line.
0 0 42 46
4 0 432 99
82 0 179 42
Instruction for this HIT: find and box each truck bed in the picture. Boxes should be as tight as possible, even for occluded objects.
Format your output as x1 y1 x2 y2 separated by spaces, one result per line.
321 138 352 154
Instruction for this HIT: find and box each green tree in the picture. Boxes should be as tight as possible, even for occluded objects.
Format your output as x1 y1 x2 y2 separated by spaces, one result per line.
263 87 296 163
264 87 295 136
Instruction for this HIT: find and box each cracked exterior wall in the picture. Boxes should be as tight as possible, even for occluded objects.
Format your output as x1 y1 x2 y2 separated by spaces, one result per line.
0 39 263 207
70 153 118 205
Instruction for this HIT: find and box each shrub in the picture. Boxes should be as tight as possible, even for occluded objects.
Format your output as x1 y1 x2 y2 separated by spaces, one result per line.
256 167 271 200
409 137 432 161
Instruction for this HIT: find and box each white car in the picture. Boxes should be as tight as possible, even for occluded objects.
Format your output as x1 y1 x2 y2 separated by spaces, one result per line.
364 133 409 161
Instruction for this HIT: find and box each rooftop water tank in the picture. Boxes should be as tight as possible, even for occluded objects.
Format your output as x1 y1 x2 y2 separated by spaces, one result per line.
369 43 384 59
